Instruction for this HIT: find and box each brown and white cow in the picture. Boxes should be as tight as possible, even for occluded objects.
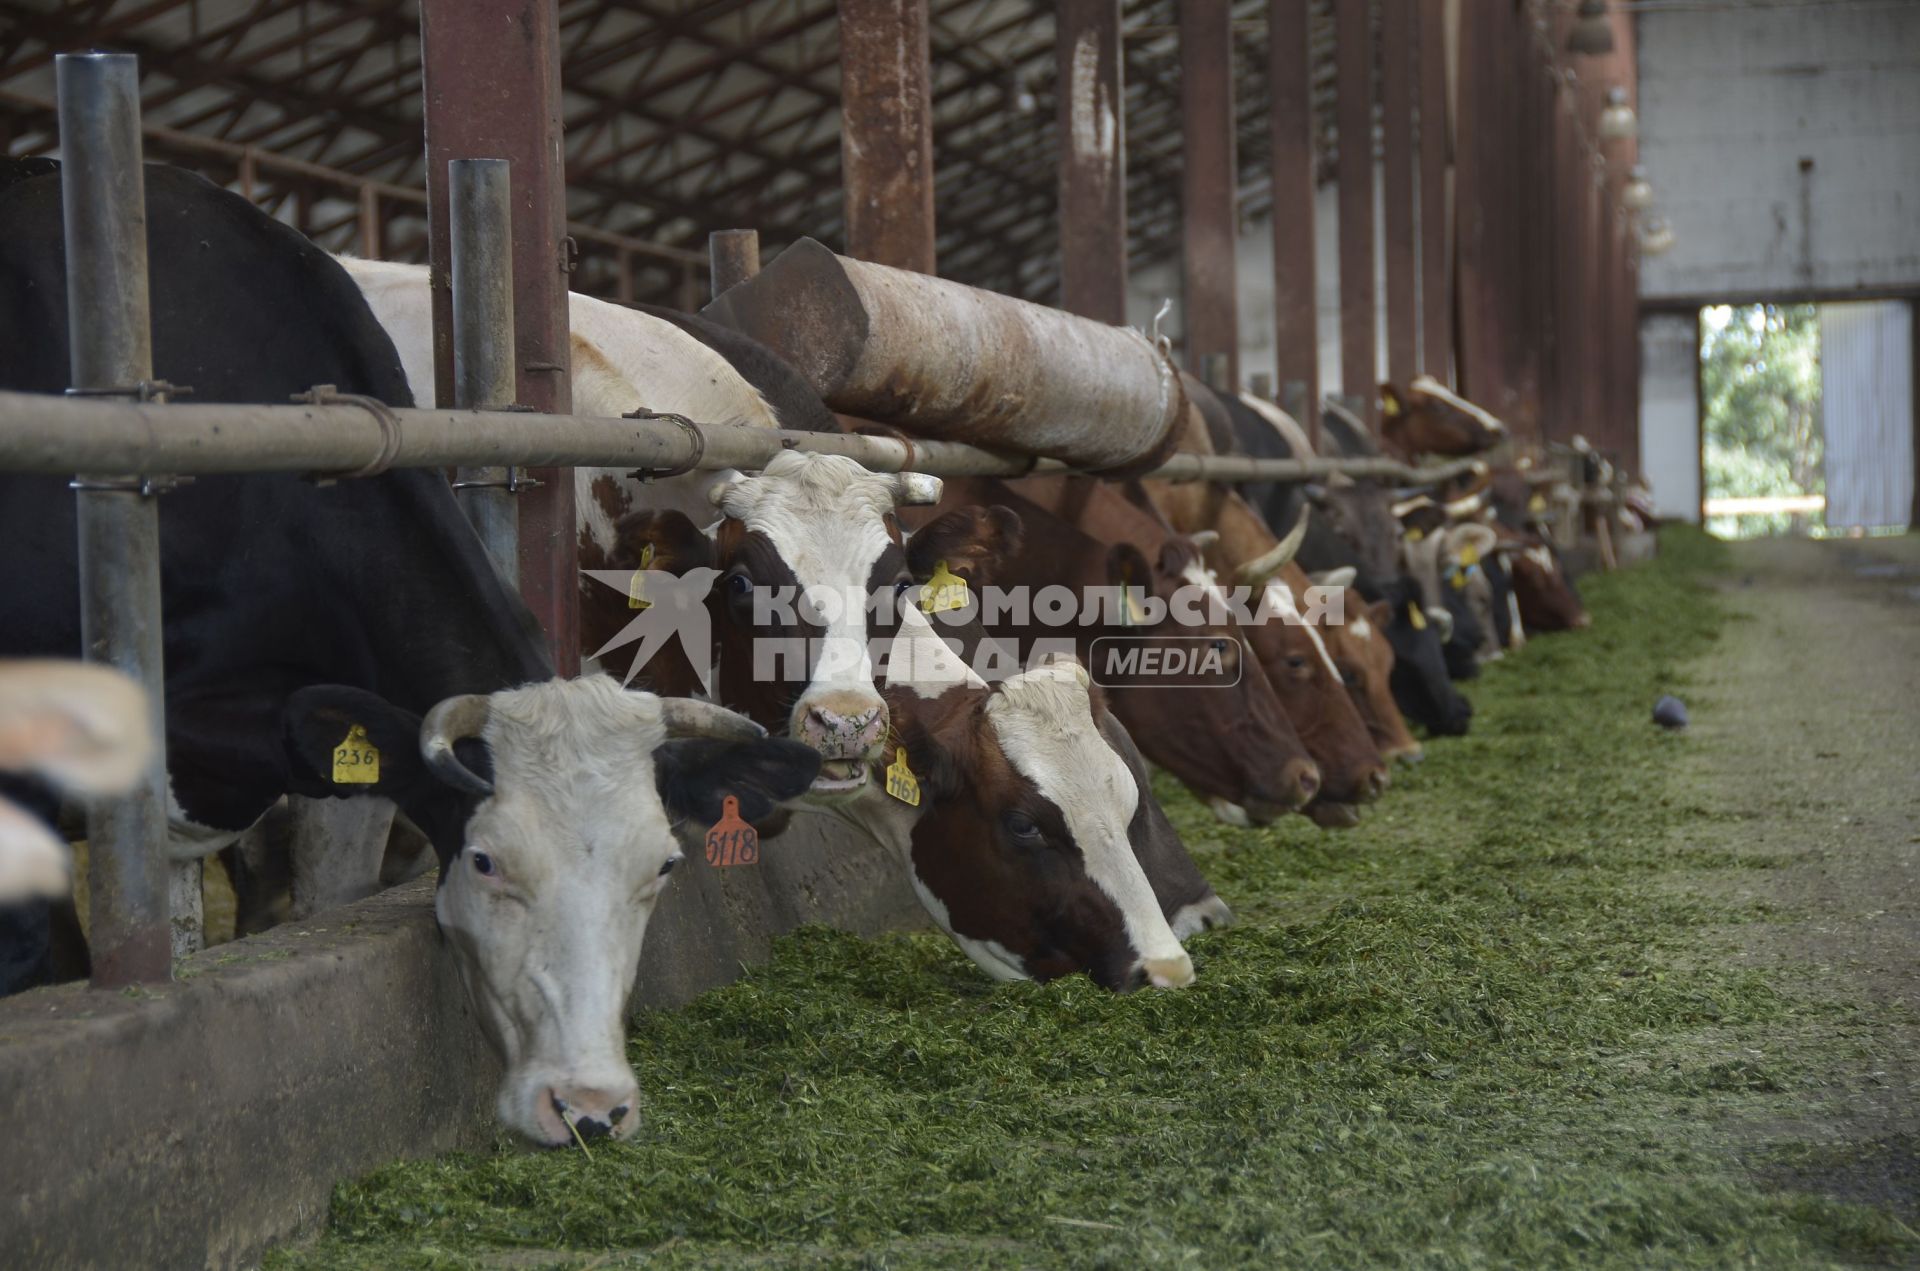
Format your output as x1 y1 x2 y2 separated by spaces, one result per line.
0 661 151 901
1379 377 1507 461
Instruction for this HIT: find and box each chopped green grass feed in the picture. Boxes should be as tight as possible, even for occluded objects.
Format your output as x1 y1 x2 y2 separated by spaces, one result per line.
273 527 1912 1270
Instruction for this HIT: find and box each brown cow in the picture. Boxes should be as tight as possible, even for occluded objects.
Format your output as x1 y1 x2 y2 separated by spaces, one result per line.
1306 569 1424 765
909 475 1322 826
1380 377 1507 461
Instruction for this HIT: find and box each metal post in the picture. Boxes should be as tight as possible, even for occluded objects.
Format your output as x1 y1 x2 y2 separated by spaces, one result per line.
1179 0 1239 389
710 229 760 300
1335 0 1377 428
420 0 578 677
1269 0 1321 451
56 52 174 985
1381 0 1417 390
1417 0 1452 381
357 183 381 259
449 158 518 589
838 0 936 273
1055 0 1128 324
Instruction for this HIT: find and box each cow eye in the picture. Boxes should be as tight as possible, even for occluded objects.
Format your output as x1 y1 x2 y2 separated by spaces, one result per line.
726 572 753 597
1004 811 1043 843
658 852 683 877
1286 655 1311 672
1210 638 1229 653
470 850 496 877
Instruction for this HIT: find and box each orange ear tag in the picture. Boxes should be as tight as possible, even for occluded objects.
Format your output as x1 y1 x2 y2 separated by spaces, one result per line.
628 544 655 610
703 795 760 867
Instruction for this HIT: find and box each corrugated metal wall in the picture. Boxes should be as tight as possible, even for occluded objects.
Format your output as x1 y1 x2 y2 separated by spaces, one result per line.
1821 300 1915 530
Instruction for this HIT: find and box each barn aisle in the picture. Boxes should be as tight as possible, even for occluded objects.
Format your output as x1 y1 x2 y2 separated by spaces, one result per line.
1671 534 1920 1224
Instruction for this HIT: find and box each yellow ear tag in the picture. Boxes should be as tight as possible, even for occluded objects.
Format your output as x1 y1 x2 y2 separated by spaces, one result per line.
884 748 921 806
1383 396 1402 419
628 543 654 610
920 560 969 614
1528 494 1547 514
1458 544 1481 568
332 724 380 784
703 795 760 867
1451 569 1468 591
1118 563 1146 627
1405 527 1425 543
1408 605 1428 632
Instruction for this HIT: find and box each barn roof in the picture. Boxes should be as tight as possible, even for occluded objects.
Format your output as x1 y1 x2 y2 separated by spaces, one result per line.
0 0 1382 305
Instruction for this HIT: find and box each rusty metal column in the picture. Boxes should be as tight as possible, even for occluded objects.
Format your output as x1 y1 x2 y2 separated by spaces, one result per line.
1056 0 1128 324
449 158 519 588
1179 0 1239 388
1381 0 1416 390
1417 0 1451 382
1269 0 1321 447
420 0 577 676
710 229 761 300
1335 0 1376 427
839 0 937 273
57 52 173 985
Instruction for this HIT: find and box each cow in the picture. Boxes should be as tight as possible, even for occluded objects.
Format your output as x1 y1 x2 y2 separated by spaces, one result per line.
1305 569 1424 765
0 662 150 902
911 475 1323 827
1393 496 1489 680
1379 377 1507 461
0 160 821 1146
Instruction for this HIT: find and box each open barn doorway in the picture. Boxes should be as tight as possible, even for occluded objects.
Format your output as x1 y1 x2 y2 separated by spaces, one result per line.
1700 300 1916 539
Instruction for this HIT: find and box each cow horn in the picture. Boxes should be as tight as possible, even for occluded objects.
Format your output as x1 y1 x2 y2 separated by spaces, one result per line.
1234 506 1310 585
891 473 944 507
419 695 496 797
1310 565 1358 590
1445 491 1487 518
1188 529 1220 549
657 697 767 741
1425 606 1455 643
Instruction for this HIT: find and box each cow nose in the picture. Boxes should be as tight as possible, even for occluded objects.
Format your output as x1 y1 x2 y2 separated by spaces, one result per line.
1131 953 1195 991
548 1083 637 1146
1282 758 1321 808
1361 766 1391 802
799 702 888 756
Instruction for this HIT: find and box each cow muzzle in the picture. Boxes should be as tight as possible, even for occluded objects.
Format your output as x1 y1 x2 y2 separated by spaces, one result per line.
533 1077 640 1149
1127 953 1195 991
794 693 889 793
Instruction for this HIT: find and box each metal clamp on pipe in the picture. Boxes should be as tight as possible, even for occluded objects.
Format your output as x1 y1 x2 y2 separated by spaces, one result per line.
621 408 704 481
449 404 545 493
66 380 196 495
293 384 404 484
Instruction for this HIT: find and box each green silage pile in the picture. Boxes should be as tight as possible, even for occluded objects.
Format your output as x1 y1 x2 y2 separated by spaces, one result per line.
275 527 1911 1269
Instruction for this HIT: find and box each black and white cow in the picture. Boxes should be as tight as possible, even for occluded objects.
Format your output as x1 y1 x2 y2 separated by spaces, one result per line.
0 160 818 1145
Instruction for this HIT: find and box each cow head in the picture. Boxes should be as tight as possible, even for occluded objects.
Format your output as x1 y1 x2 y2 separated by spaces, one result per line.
1442 524 1506 663
1372 577 1473 737
886 635 1195 992
282 678 819 1148
1394 499 1487 680
0 661 151 902
1380 377 1507 459
1299 473 1403 588
1504 537 1590 632
1309 571 1424 765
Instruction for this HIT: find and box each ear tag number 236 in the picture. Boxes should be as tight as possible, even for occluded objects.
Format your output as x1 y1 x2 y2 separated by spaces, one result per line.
332 724 381 784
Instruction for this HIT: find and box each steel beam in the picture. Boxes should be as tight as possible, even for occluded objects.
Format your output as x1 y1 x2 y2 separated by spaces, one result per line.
1055 0 1128 324
1334 0 1376 428
709 229 761 300
1380 0 1417 390
1416 0 1451 382
55 52 174 986
838 0 937 273
1268 0 1321 451
448 158 520 589
419 0 578 675
1178 0 1239 389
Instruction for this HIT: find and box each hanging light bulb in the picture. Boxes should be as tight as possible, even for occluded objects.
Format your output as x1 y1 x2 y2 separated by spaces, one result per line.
1599 86 1638 140
1568 0 1616 56
1622 165 1654 210
1640 217 1675 257
1010 68 1037 116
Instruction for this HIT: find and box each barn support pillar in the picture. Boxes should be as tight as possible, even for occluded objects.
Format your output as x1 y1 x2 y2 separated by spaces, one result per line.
56 52 176 984
449 158 520 589
1268 0 1321 447
1179 0 1239 389
419 0 577 675
839 0 937 273
1381 0 1418 390
1416 0 1452 382
1334 0 1377 428
709 228 762 299
1055 0 1128 325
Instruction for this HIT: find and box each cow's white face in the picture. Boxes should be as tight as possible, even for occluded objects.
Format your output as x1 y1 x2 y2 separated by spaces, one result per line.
433 680 682 1147
709 451 941 795
984 662 1193 988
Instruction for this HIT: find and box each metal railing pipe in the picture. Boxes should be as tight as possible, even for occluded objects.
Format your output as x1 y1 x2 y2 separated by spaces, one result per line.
55 52 175 985
0 391 1487 487
448 158 519 588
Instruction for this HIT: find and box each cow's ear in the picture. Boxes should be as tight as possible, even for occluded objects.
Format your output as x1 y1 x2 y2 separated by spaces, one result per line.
282 686 435 800
1365 599 1395 631
1106 542 1155 592
612 509 713 575
906 504 1023 586
653 736 820 828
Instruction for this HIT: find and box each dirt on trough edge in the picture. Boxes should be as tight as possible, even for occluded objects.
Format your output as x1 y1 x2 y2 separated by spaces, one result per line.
1670 534 1920 1243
